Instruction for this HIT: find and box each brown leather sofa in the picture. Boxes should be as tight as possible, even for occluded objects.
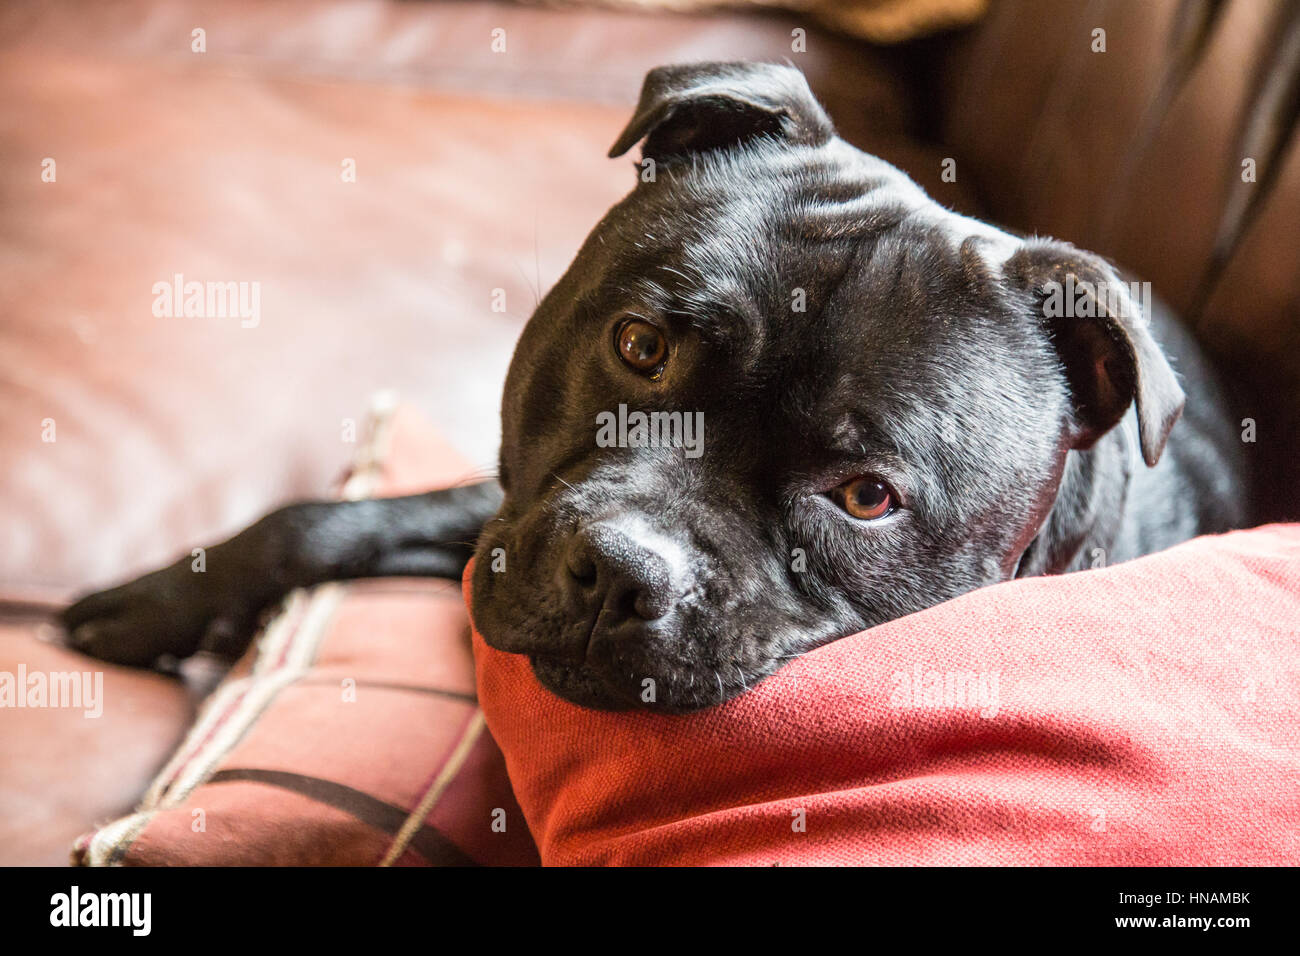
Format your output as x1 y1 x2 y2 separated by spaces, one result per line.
2 0 1295 865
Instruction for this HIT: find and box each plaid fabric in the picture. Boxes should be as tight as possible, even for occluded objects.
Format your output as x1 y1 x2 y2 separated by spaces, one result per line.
74 399 538 866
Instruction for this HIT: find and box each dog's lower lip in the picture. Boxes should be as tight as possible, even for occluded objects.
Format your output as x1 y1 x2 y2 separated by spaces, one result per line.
531 654 641 707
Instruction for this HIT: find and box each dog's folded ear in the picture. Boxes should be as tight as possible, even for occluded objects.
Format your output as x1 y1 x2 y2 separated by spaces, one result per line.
608 61 835 164
1004 239 1185 467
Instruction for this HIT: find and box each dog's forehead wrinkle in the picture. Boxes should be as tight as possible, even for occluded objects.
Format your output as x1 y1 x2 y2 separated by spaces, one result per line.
647 134 1020 283
661 143 908 245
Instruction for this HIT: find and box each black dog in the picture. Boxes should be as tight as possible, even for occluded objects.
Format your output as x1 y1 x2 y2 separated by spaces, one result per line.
63 62 1248 713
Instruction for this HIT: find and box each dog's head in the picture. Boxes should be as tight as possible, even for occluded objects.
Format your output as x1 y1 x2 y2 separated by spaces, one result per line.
470 62 1184 712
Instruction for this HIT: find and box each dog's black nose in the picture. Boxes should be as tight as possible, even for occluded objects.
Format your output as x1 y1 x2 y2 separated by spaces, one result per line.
562 519 684 632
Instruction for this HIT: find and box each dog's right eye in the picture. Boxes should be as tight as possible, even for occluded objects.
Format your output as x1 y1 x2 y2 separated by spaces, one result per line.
615 318 668 375
829 477 896 521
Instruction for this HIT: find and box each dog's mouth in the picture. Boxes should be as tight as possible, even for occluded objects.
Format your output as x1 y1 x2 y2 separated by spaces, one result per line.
472 571 805 714
524 610 644 712
529 655 737 714
526 642 784 714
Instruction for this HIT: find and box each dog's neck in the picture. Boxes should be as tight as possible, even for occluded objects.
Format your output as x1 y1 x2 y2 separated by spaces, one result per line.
1015 426 1136 577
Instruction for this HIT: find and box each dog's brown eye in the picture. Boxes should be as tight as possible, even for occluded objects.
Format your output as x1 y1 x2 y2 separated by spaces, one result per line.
616 318 667 374
831 477 895 520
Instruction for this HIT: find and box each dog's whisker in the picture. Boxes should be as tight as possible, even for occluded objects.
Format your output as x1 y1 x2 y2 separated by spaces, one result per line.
512 254 541 310
455 470 499 484
533 211 544 308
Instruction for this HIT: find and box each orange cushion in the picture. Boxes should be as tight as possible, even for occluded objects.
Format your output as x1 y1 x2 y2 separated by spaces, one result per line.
472 526 1300 866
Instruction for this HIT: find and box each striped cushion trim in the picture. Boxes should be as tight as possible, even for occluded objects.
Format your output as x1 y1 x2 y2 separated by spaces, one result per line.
207 769 478 867
78 395 398 865
293 675 476 703
378 709 487 866
147 585 345 810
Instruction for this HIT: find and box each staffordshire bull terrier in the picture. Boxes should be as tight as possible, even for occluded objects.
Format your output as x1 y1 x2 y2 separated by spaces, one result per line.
62 62 1249 712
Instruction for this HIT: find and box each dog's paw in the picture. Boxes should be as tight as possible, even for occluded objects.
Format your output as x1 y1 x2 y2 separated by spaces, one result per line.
60 561 231 667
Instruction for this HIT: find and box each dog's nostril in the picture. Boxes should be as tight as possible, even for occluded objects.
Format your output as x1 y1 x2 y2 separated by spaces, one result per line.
607 577 665 623
630 589 665 621
566 547 597 584
611 586 642 623
607 559 675 622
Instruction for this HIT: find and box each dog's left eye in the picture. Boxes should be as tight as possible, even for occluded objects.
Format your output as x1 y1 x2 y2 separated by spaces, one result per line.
615 318 668 374
830 477 896 520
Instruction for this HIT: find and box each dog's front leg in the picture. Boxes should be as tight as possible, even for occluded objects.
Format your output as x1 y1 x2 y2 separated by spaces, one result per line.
60 480 502 667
